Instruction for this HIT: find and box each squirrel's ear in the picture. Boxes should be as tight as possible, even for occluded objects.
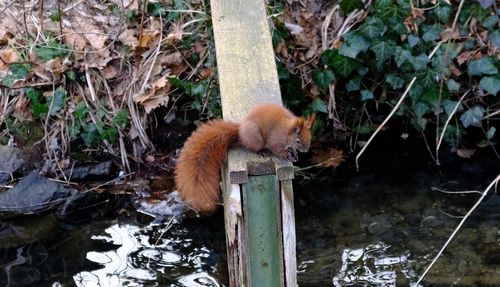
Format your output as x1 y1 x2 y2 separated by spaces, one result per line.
305 113 316 129
294 126 301 134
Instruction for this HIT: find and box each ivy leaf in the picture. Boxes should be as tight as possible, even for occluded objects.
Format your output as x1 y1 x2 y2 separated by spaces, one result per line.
357 122 375 134
486 126 496 140
347 76 362 92
313 69 335 91
407 34 420 47
460 106 484 128
376 0 409 21
482 15 498 29
413 102 430 118
417 69 438 89
385 74 405 89
339 0 363 14
434 4 452 23
467 57 498 76
422 25 441 42
447 79 461 91
370 40 396 62
312 98 328 113
410 53 430 71
48 87 66 115
442 100 462 116
357 67 369 76
489 30 500 49
360 90 374 101
478 0 493 9
479 76 500 95
394 46 412 67
339 32 370 59
415 118 428 130
324 50 359 78
359 17 386 39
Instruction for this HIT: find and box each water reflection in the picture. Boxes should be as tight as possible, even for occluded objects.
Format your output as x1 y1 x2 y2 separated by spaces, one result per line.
73 223 222 287
296 165 500 287
332 242 419 287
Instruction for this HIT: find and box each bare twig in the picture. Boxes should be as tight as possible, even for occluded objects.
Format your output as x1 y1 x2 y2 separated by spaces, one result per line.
355 77 417 170
413 174 500 286
435 90 470 156
431 186 482 195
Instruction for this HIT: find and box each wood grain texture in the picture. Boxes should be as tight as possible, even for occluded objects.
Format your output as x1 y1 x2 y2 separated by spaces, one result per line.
222 162 245 286
211 0 282 122
281 180 297 287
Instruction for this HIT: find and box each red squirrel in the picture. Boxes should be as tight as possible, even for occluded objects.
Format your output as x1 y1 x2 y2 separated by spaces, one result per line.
175 103 316 213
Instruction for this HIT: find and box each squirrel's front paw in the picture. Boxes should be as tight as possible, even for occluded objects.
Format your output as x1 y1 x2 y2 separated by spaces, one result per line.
285 145 298 162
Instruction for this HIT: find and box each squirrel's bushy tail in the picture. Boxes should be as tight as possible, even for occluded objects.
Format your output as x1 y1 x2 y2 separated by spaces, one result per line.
175 120 240 213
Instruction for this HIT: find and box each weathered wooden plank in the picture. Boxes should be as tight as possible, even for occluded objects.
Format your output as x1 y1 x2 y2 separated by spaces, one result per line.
211 0 282 122
244 174 283 287
222 161 244 286
211 0 298 286
281 179 297 287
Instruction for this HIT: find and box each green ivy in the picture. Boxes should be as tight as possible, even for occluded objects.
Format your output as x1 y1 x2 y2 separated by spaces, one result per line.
313 0 499 148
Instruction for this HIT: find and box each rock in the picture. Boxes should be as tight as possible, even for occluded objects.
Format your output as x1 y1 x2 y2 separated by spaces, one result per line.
0 171 75 217
64 160 116 181
0 145 25 184
57 191 132 225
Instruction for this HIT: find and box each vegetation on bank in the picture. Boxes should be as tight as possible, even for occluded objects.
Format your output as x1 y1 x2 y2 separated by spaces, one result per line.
0 0 498 175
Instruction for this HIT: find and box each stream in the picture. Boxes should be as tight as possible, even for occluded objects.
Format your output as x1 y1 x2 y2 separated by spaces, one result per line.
1 139 499 286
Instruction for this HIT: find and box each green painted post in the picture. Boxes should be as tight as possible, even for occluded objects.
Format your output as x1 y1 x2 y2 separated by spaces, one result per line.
244 174 283 287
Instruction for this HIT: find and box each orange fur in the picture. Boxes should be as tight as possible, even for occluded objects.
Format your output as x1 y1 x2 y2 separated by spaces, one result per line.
175 104 314 213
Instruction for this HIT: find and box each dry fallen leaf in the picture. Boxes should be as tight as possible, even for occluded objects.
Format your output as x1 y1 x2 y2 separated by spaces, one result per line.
102 58 121 79
133 78 171 113
455 148 476 158
199 68 212 80
73 16 109 49
456 51 474 65
311 148 345 168
166 23 184 45
119 29 139 48
63 28 87 51
440 27 459 42
32 58 64 81
0 48 18 64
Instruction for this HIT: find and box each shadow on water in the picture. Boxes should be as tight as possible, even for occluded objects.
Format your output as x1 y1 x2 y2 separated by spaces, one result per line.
1 136 499 287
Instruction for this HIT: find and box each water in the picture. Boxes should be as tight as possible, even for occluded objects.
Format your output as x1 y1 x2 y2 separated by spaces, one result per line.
1 145 499 286
295 143 500 287
0 214 228 286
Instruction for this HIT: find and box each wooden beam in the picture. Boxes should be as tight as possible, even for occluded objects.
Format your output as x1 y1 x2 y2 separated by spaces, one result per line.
211 0 282 122
211 0 298 286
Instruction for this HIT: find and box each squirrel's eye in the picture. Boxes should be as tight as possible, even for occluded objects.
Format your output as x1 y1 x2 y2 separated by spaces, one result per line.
295 138 301 144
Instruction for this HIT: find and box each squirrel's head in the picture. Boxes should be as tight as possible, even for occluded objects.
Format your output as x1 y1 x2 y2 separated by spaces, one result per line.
289 114 316 153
